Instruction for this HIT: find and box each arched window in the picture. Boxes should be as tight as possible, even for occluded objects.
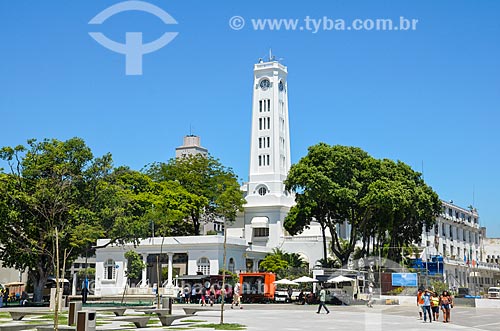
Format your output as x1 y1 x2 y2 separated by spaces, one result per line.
197 257 210 275
104 259 116 280
228 258 235 273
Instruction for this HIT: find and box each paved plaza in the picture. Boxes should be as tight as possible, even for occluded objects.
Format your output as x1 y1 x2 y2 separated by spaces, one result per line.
2 304 500 331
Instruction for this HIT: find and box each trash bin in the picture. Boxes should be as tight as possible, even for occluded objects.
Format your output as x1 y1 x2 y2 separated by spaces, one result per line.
161 296 172 314
76 310 96 331
68 301 83 326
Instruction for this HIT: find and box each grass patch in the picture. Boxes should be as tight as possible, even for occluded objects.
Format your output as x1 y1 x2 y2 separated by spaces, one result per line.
0 312 11 319
167 328 192 330
194 323 246 330
181 319 207 323
148 319 161 325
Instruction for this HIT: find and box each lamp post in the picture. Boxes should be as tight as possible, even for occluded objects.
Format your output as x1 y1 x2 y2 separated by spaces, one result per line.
220 218 228 325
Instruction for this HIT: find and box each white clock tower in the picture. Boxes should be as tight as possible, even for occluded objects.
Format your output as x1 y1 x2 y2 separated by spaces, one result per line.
236 54 295 251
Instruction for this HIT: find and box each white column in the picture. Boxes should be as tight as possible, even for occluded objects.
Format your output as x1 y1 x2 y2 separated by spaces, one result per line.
141 254 147 287
167 252 174 286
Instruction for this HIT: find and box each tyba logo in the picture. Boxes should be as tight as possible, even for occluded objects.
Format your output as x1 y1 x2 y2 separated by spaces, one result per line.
89 1 178 75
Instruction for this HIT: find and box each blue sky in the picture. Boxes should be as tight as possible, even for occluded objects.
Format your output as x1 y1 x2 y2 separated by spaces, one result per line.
1 1 499 236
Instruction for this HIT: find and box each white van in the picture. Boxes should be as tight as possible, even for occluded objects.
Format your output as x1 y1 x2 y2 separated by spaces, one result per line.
487 287 500 299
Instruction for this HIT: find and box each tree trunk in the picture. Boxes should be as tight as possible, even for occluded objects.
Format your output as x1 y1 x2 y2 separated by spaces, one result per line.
31 269 50 303
321 224 327 263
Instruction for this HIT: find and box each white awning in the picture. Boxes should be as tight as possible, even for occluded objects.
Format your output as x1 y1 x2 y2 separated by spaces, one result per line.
251 216 269 228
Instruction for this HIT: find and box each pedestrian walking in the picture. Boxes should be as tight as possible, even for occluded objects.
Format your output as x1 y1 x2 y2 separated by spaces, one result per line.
417 289 424 320
431 291 440 321
191 286 197 304
439 290 453 323
231 282 243 309
366 283 374 308
422 289 432 323
316 287 330 314
3 288 9 307
200 286 207 306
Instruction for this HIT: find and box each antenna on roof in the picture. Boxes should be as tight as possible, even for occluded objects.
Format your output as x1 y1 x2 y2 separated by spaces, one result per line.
269 48 275 61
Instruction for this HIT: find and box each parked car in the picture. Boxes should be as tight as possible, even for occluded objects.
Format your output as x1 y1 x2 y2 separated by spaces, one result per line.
487 287 500 299
42 277 70 299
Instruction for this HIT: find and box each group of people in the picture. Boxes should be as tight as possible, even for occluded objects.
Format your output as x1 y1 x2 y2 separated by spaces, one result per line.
178 283 242 308
0 289 29 307
417 289 454 323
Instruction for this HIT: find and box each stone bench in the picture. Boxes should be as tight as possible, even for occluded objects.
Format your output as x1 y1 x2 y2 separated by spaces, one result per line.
158 314 190 326
135 308 172 317
90 307 127 316
8 311 50 321
111 316 151 328
183 307 220 315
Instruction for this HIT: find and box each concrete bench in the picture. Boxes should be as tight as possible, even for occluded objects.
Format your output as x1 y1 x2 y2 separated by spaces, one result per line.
8 311 50 321
158 314 190 326
183 307 220 315
90 307 127 316
0 324 50 331
135 308 172 317
111 316 151 328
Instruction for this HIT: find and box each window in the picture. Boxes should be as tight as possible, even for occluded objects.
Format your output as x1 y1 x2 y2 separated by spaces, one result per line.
259 138 262 149
259 100 262 112
259 118 262 130
253 228 269 237
258 155 262 166
266 137 270 148
258 186 267 196
228 258 235 273
104 259 116 280
266 155 270 166
197 257 210 275
267 99 270 112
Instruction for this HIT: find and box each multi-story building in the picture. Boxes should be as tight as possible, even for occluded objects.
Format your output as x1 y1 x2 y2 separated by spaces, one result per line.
483 236 500 286
419 200 500 293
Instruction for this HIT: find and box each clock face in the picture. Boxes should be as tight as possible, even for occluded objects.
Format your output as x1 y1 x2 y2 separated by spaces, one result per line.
279 81 284 91
259 79 270 89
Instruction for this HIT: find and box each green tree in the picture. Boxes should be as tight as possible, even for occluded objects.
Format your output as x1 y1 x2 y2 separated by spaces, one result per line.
0 138 160 302
284 143 441 265
259 254 289 278
146 154 245 235
122 250 146 303
259 248 308 279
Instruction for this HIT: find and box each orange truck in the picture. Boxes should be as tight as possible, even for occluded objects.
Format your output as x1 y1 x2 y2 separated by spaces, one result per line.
239 272 276 303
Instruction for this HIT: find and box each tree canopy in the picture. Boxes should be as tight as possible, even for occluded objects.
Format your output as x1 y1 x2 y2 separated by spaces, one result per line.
284 143 441 266
259 248 308 279
145 154 246 235
0 138 202 302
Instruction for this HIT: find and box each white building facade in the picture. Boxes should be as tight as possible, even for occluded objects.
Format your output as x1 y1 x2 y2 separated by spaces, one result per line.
419 200 500 292
94 57 330 296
